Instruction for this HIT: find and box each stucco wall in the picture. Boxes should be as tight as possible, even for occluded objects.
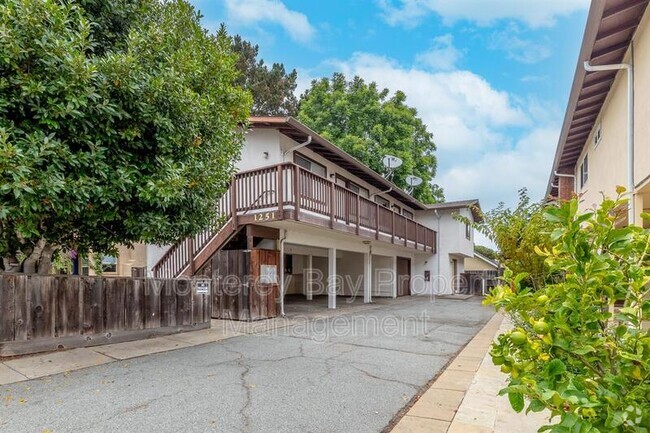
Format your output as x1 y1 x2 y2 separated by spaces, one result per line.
574 11 650 225
412 207 474 295
464 256 498 272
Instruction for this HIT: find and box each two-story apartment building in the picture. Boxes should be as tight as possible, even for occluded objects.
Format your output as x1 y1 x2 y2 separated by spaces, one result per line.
98 117 480 317
548 0 649 228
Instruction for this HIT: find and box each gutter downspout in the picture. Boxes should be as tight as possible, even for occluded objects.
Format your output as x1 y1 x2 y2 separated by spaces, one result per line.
434 209 441 296
370 187 393 199
282 136 312 160
583 55 634 224
279 229 288 317
554 171 577 194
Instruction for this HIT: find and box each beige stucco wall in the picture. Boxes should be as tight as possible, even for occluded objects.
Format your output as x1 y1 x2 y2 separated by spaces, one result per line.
464 256 498 272
575 11 650 225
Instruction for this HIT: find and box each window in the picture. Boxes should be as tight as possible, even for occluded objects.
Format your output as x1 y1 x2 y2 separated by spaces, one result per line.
402 209 414 219
375 196 390 208
294 153 326 177
335 174 369 198
392 204 401 214
580 154 589 189
101 255 117 273
465 223 471 240
593 123 602 148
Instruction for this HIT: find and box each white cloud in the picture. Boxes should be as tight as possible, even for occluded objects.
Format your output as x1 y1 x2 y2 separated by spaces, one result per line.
319 52 560 227
415 34 463 70
438 127 558 209
224 0 315 43
488 25 552 64
334 52 527 153
379 0 589 28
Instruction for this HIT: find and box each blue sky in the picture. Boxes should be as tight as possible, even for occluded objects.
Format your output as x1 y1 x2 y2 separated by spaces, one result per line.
191 0 589 224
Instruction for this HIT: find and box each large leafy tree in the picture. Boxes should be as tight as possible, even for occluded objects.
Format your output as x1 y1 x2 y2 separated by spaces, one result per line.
298 73 444 203
230 33 298 117
469 189 554 290
0 0 251 273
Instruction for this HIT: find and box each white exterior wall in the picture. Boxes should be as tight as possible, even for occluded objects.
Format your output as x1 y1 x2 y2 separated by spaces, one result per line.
412 207 474 295
240 129 418 214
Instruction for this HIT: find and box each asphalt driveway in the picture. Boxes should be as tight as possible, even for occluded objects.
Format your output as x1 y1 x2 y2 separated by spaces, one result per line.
0 296 493 433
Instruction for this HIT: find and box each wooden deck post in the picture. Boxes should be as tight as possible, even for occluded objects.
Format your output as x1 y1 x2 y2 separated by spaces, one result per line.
329 181 335 229
374 203 379 240
355 194 360 235
231 176 238 229
293 166 300 221
277 165 284 218
188 237 195 275
391 212 395 244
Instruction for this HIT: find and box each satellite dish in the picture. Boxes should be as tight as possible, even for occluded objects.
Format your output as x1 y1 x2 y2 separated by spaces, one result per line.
382 155 402 180
382 155 403 170
405 175 423 187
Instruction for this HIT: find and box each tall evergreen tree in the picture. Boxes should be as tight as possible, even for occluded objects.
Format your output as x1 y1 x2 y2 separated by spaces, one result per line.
230 33 299 116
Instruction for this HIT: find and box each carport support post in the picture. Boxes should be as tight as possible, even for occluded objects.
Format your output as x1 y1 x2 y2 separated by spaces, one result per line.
363 253 372 303
391 256 398 298
306 254 313 301
328 248 337 309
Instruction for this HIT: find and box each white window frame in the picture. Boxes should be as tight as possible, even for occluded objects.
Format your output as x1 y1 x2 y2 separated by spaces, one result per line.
593 123 602 148
294 152 327 178
580 154 589 189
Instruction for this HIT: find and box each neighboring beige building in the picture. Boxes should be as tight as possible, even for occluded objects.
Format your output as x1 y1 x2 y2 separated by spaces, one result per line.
547 0 650 228
464 252 499 272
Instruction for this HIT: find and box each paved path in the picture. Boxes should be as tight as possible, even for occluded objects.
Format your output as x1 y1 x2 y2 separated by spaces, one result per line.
393 316 550 433
0 297 493 433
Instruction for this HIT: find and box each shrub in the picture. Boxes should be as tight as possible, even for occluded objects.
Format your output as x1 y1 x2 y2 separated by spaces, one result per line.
485 193 650 432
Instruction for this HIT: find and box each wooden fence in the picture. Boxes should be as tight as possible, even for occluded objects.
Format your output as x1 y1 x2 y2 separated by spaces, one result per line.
0 274 212 357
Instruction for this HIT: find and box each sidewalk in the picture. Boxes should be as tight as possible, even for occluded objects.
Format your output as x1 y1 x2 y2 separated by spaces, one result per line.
392 315 550 433
0 317 297 385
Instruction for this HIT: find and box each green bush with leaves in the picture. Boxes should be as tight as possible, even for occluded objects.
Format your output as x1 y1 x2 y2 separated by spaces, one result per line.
485 193 650 432
470 188 554 290
0 0 251 273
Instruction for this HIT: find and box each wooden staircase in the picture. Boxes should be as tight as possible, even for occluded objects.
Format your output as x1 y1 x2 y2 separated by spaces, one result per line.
152 185 239 278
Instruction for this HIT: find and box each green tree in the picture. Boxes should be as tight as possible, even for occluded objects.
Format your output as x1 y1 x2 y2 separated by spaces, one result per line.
298 73 444 203
475 245 499 262
486 192 650 432
230 33 298 116
0 0 251 273
470 189 553 290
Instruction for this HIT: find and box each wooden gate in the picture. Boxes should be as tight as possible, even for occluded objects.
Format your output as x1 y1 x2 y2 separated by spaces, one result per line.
212 249 279 321
396 257 411 297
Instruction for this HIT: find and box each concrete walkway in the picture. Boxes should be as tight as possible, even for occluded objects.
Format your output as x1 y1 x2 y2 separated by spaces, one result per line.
392 315 551 432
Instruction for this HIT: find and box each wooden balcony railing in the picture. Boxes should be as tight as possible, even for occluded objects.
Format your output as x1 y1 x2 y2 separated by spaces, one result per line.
153 163 437 278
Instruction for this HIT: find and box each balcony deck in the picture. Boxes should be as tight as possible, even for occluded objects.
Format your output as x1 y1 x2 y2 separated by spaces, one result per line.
153 163 436 278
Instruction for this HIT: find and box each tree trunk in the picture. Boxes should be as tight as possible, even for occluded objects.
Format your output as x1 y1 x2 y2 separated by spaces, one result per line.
2 257 22 273
37 244 56 274
20 239 58 274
